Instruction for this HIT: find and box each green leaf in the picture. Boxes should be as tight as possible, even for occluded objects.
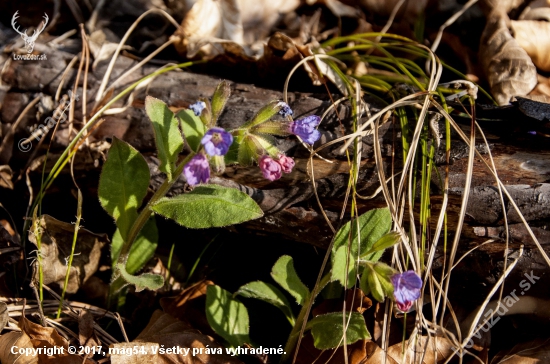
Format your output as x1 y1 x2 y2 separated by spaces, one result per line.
359 270 370 296
251 121 290 136
145 96 184 178
331 245 355 289
373 263 395 297
237 135 260 167
111 217 158 274
362 232 401 258
206 285 250 347
199 98 213 127
365 264 384 302
98 137 150 241
331 208 392 288
151 184 263 228
253 134 280 158
236 281 295 325
271 255 309 306
242 100 284 129
306 312 370 350
224 138 240 164
176 109 207 152
211 81 231 124
116 263 164 292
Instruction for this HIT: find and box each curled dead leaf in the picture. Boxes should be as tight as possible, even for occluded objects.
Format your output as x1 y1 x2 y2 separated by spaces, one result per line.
27 214 108 294
364 336 457 364
480 11 538 105
359 0 428 22
19 315 91 363
520 0 550 21
173 0 300 58
121 310 243 364
511 20 550 71
491 337 550 363
0 331 38 364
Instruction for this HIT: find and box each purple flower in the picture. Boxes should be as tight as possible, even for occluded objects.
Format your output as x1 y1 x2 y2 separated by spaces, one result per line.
201 127 233 156
277 154 295 174
189 101 206 116
278 102 293 117
184 154 210 186
289 115 321 145
259 155 282 181
391 270 422 312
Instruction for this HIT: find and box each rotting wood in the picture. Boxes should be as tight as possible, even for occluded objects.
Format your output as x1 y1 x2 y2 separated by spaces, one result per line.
3 48 550 293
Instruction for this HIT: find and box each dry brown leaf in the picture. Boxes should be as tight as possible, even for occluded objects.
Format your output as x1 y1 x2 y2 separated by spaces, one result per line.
520 0 550 21
491 337 550 363
480 0 524 15
0 331 38 364
27 214 108 294
511 20 550 71
78 309 100 348
0 165 13 189
173 0 300 57
0 302 7 331
359 0 428 22
19 315 90 364
160 280 213 334
480 10 538 105
130 310 243 364
364 336 457 364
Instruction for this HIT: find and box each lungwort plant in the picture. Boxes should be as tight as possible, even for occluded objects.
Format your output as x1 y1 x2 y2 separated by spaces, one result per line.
204 207 417 358
98 81 322 293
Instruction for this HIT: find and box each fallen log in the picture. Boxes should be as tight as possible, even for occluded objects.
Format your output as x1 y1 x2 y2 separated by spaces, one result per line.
2 45 550 299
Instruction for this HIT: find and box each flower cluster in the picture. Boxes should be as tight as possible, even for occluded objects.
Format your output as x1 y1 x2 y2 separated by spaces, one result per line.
391 270 422 312
259 154 295 181
181 91 321 186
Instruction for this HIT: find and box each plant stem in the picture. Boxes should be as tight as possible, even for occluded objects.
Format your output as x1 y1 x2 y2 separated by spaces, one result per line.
109 153 193 299
280 272 331 363
57 189 83 318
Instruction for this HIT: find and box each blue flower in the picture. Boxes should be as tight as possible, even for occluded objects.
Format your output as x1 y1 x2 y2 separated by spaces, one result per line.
189 101 206 116
391 270 422 312
278 102 293 117
183 154 210 186
201 127 233 156
289 115 321 144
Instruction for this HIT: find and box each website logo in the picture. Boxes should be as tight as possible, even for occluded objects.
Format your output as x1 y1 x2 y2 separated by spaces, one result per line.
11 11 48 54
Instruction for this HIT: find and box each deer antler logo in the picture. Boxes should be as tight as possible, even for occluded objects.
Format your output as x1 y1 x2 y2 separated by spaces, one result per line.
11 11 49 53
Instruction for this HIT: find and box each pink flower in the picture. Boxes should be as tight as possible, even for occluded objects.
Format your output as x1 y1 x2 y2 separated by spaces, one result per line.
277 154 294 173
259 155 282 181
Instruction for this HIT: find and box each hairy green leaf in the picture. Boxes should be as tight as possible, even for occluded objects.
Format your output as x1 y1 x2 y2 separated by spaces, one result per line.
331 208 392 288
242 100 284 129
366 264 384 302
116 263 164 292
254 134 280 158
206 285 250 347
307 312 370 350
237 135 260 167
236 281 295 325
145 96 184 178
111 217 158 274
211 81 231 124
98 137 149 241
362 231 401 258
331 245 355 290
176 109 207 152
271 255 309 306
151 184 263 228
